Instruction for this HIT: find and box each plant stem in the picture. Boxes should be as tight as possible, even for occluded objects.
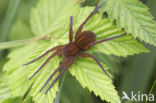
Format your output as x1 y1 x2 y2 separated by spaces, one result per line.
0 39 33 50
0 35 53 50
145 80 156 103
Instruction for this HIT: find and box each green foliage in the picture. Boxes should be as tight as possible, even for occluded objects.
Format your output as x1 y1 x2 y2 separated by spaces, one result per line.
75 0 85 4
0 0 9 20
70 57 120 103
9 18 33 40
30 0 78 36
26 41 60 103
2 97 22 103
120 45 156 97
60 72 90 103
0 74 10 103
91 53 120 75
3 40 60 103
0 0 21 42
23 95 34 103
9 0 37 41
84 17 149 57
100 0 156 46
58 7 149 57
4 43 38 97
3 0 156 103
81 0 97 6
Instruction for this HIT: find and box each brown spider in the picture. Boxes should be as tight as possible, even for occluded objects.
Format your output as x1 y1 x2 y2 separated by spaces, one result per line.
23 2 125 94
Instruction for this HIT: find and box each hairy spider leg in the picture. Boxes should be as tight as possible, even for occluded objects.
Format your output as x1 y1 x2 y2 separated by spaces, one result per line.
83 33 126 50
40 58 69 92
69 16 73 42
79 53 111 79
23 45 63 65
28 49 62 80
89 33 126 46
45 57 76 94
75 1 106 39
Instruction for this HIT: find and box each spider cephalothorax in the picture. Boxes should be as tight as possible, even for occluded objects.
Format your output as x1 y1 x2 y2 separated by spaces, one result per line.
24 2 126 94
63 30 96 57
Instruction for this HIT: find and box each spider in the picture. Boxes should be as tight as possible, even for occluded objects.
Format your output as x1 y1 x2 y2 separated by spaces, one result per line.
23 2 126 94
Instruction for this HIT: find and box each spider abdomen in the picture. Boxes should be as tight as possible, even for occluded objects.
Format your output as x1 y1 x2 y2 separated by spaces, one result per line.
63 42 79 57
75 31 96 50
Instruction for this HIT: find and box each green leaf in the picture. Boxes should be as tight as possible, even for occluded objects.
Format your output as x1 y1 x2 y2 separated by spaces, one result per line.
2 97 22 103
0 73 11 103
81 0 97 6
54 73 65 103
31 0 148 57
23 95 34 103
9 18 34 40
69 57 120 103
27 41 60 103
91 53 120 76
60 72 84 103
30 0 78 36
59 7 149 57
89 19 149 57
75 0 85 4
100 0 156 46
3 40 60 103
3 43 39 96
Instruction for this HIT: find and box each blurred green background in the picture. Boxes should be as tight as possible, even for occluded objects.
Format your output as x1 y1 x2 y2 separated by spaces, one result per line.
0 0 155 103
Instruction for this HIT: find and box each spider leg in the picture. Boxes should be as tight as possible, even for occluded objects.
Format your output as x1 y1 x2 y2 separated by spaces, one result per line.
84 33 126 50
23 45 63 65
79 53 111 79
75 1 106 39
45 57 76 94
89 33 126 47
28 50 62 80
69 16 73 42
39 57 69 92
